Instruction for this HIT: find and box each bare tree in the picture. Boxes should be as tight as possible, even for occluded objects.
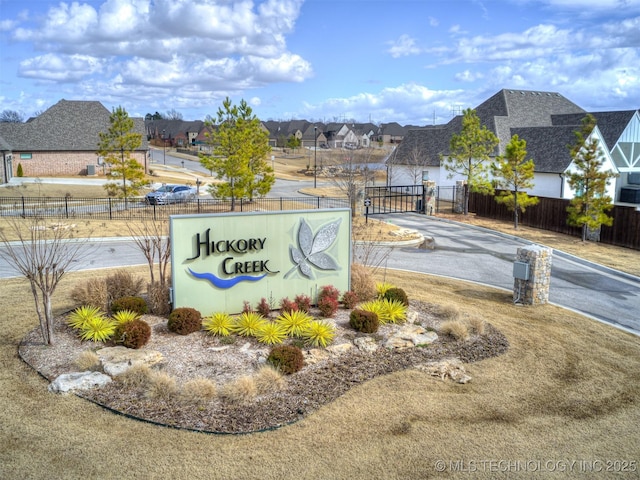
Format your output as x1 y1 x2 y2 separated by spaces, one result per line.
126 219 172 314
405 143 427 185
327 148 376 215
0 109 24 123
165 108 183 121
0 217 91 345
126 218 171 287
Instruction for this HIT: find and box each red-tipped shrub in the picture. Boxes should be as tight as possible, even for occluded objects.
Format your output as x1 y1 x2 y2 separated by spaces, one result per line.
167 307 202 335
341 290 359 309
280 297 298 314
318 295 339 318
294 294 312 313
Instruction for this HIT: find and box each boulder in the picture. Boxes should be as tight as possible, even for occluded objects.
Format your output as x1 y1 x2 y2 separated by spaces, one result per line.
48 371 112 393
384 324 438 349
414 358 471 384
96 346 164 376
353 336 379 353
303 348 331 365
327 343 353 355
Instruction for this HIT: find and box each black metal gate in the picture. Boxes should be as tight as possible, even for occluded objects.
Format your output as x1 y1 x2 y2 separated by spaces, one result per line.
364 185 425 214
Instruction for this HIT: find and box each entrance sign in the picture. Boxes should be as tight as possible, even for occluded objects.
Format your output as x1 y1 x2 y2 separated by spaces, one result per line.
170 209 351 315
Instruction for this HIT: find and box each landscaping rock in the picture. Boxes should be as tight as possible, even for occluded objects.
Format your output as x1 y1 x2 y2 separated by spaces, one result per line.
414 358 471 384
303 348 331 365
384 324 438 349
48 371 112 393
327 343 353 355
96 346 164 376
353 336 379 353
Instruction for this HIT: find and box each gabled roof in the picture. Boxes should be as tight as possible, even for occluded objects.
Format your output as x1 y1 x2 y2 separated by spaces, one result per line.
551 110 637 150
510 126 577 173
378 122 407 136
0 99 147 151
391 127 450 167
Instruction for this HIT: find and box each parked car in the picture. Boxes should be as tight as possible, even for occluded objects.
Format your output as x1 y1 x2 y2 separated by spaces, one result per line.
145 184 197 205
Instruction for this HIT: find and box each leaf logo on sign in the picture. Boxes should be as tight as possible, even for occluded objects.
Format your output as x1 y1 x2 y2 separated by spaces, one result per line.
284 218 341 279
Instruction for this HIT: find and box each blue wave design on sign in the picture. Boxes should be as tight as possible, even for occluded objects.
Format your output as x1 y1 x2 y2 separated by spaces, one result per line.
188 268 266 289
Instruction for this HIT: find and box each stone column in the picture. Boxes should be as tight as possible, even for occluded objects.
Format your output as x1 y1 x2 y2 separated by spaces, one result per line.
423 180 436 216
454 181 466 213
513 245 553 305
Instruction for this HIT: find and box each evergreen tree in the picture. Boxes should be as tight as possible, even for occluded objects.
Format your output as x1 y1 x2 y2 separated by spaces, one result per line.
443 108 498 215
492 134 539 230
98 106 147 200
566 114 617 242
199 98 274 211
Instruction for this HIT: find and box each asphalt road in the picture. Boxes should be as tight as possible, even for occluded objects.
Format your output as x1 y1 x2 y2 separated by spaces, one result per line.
374 213 640 334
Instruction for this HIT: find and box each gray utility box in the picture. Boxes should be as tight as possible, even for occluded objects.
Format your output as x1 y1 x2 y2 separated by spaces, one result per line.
513 261 530 281
86 164 96 175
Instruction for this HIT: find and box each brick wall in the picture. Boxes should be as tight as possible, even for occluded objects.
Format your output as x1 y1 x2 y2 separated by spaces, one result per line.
12 151 148 177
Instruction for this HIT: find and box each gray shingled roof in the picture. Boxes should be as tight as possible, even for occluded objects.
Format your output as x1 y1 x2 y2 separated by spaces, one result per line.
510 126 576 173
393 88 589 173
551 110 636 150
0 99 148 151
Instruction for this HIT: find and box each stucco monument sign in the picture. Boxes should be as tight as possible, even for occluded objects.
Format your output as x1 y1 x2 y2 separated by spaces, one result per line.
170 209 352 315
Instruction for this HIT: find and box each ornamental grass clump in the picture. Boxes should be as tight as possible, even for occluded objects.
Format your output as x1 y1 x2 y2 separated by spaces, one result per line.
79 316 116 343
233 311 267 337
275 310 313 337
67 305 106 330
254 322 288 345
74 350 101 371
203 312 235 336
253 365 286 394
180 378 218 404
220 375 257 403
359 298 407 324
303 320 336 348
439 319 470 341
112 309 141 324
375 281 395 298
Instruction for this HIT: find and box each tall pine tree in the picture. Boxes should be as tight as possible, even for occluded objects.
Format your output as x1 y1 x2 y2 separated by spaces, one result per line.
97 106 146 199
443 109 498 215
492 134 539 230
566 114 617 242
199 98 274 211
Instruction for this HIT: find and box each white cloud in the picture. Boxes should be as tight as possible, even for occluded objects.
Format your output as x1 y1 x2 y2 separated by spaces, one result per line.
386 34 421 58
19 54 104 82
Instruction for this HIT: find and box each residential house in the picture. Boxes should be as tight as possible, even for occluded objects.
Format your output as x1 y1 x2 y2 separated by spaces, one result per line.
392 89 639 204
0 99 148 181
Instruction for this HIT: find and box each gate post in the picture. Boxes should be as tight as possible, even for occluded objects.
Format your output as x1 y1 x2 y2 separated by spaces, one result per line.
423 180 436 215
513 245 552 305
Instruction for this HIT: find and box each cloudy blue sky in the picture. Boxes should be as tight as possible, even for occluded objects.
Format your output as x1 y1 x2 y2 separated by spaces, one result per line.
0 0 638 125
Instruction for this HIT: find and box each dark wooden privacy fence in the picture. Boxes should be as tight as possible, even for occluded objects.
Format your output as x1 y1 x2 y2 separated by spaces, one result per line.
469 191 640 250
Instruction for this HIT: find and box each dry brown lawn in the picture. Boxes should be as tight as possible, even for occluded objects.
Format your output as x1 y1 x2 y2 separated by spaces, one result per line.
1 266 639 479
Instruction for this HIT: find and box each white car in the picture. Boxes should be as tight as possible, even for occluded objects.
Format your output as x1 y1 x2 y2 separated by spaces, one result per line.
145 184 196 205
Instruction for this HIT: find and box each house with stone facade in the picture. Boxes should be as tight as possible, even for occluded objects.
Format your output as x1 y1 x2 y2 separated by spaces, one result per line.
393 89 640 205
0 99 148 182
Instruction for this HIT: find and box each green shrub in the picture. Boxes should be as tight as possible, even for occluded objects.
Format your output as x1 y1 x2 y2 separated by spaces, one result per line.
114 319 151 349
303 320 336 348
16 163 24 177
382 287 409 306
341 290 359 309
203 312 235 336
111 296 148 315
167 307 202 335
267 345 304 374
349 309 379 333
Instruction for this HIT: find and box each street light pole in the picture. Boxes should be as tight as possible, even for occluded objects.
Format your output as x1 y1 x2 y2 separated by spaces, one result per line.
162 129 166 165
314 126 317 189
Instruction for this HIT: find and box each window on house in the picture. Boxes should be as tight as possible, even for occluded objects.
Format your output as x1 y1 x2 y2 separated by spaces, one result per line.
20 153 32 159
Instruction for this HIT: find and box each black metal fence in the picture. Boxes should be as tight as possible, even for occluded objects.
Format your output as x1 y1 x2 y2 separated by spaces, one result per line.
365 185 425 214
0 196 350 221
